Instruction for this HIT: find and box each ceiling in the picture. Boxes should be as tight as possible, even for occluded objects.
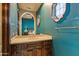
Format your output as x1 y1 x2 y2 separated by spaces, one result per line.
18 3 42 12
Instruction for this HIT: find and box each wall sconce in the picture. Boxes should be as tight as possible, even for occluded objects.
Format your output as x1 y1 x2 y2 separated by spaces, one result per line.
37 15 40 27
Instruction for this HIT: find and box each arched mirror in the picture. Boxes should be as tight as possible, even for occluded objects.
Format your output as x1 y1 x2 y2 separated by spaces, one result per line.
19 12 36 35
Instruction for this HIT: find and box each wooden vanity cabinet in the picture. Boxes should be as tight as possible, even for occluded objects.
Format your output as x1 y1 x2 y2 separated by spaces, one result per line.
11 40 52 56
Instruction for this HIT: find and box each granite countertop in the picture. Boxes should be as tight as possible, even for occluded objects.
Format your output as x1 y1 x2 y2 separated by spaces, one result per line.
10 34 52 44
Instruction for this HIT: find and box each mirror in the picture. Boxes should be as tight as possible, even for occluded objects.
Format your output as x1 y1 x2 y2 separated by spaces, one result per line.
19 12 36 35
22 17 34 35
52 3 66 22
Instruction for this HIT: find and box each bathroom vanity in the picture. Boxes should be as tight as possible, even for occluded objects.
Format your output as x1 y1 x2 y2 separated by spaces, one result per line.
10 34 52 56
10 8 52 56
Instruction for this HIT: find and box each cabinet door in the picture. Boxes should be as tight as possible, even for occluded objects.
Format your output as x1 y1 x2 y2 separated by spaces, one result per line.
35 42 42 56
42 46 51 56
36 48 42 56
42 41 52 56
11 40 52 56
27 50 33 56
11 45 17 56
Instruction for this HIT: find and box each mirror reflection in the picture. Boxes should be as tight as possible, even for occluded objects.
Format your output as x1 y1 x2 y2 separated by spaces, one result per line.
21 13 34 35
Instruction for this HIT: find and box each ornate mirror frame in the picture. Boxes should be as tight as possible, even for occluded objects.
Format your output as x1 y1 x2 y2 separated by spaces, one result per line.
19 12 36 36
52 3 66 22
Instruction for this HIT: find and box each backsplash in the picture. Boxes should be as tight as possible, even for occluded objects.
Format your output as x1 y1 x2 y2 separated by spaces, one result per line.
9 3 18 39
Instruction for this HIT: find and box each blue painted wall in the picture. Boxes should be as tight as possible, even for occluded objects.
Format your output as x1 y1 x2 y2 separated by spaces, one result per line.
22 18 34 33
9 4 18 39
37 3 79 56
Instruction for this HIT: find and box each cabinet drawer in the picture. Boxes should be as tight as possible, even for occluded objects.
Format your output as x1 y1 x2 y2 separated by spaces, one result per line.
44 40 52 45
27 42 36 48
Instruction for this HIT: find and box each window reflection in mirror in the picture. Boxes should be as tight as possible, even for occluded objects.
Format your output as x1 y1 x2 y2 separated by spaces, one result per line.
52 3 66 22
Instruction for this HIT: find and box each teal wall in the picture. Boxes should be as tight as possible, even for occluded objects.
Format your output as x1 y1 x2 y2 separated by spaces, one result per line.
9 4 18 39
37 3 79 56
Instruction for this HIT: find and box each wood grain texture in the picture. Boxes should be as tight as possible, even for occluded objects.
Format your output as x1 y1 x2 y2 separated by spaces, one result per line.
11 40 52 56
2 3 10 56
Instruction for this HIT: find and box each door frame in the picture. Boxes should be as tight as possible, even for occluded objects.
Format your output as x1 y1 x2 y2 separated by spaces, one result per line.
2 3 10 56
